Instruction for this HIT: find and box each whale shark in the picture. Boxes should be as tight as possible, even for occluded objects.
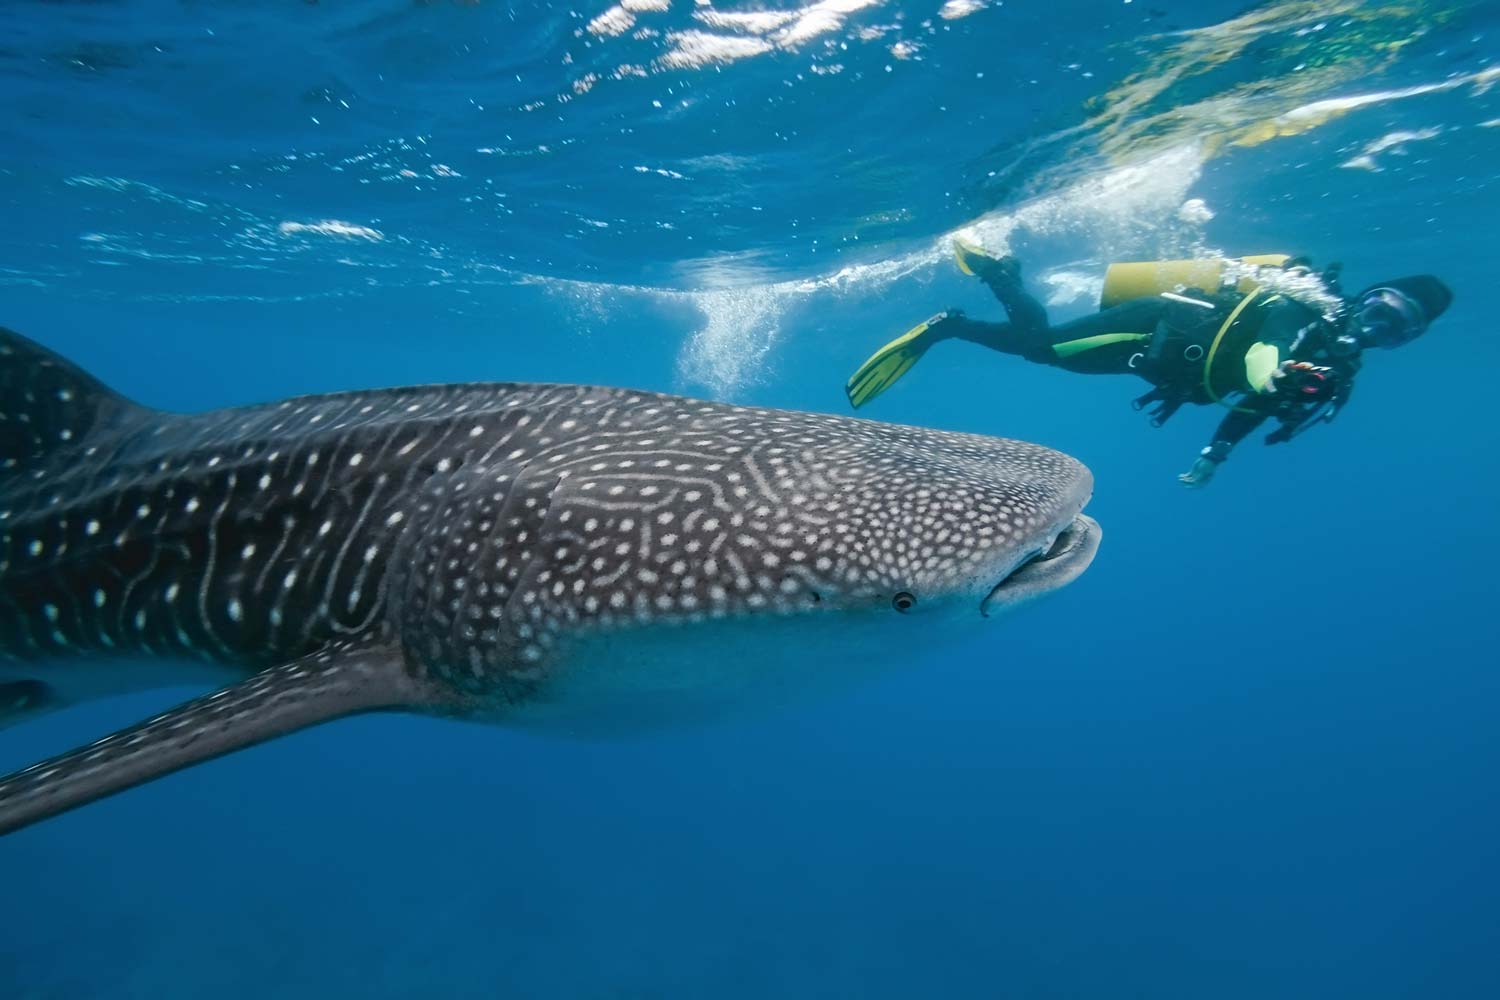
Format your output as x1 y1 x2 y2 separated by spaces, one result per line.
0 327 1100 835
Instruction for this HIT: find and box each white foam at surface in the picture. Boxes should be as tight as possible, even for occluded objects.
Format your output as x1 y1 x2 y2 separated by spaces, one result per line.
277 220 385 241
659 30 775 69
1361 127 1443 154
1340 126 1442 171
678 0 882 60
634 165 688 179
1260 66 1500 131
694 9 801 33
588 6 638 37
938 0 987 20
588 0 673 36
775 0 882 47
620 0 870 62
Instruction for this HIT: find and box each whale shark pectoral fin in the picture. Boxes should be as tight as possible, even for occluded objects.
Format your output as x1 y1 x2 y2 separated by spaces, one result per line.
0 680 65 731
0 639 436 836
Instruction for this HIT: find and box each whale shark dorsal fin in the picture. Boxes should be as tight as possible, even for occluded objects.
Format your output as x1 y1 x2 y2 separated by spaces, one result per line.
0 640 440 835
0 326 150 474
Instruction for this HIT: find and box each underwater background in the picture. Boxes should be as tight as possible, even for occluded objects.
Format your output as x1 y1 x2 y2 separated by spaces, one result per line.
3 0 1499 996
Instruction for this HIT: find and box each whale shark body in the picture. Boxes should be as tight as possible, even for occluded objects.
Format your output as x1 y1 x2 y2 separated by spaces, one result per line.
0 327 1100 834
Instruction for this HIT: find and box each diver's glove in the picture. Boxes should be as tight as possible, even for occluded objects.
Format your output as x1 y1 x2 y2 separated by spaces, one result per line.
1178 442 1231 489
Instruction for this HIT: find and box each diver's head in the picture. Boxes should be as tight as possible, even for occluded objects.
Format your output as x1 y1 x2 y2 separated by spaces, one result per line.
1348 276 1453 350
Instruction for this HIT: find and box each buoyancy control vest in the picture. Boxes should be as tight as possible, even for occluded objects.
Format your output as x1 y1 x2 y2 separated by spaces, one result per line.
1100 254 1298 425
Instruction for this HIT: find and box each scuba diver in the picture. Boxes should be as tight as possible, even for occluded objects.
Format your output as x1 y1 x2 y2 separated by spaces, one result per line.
845 242 1453 487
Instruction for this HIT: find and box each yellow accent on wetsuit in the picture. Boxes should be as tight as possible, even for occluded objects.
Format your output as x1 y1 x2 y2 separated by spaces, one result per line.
1051 332 1150 359
1244 341 1280 392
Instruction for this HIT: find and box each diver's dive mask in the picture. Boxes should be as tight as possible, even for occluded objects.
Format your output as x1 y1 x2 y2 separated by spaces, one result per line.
1354 287 1428 349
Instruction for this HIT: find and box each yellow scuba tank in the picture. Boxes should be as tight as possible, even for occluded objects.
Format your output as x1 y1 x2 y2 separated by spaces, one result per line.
1099 255 1291 310
1100 254 1292 411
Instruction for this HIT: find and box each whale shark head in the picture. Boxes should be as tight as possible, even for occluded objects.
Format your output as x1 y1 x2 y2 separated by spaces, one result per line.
440 401 1102 725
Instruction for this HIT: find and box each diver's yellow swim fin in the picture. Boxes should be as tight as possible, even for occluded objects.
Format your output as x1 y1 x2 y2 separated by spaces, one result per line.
845 312 947 409
953 235 999 277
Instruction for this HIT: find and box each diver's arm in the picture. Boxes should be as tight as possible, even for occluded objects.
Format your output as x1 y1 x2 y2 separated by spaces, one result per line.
1179 404 1271 488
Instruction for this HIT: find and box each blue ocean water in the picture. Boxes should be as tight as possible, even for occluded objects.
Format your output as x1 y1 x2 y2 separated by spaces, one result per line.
3 1 1499 996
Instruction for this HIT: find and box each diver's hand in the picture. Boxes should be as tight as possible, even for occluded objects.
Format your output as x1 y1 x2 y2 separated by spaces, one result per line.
1177 456 1217 488
1261 360 1290 393
1265 360 1335 397
1179 443 1229 488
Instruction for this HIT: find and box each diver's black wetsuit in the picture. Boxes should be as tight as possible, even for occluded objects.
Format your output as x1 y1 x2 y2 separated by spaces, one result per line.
944 266 1358 457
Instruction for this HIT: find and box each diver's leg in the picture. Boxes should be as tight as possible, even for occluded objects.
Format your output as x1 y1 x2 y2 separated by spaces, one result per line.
938 297 1166 374
958 250 1051 335
847 295 1160 409
1040 299 1168 374
981 262 1051 337
1043 299 1171 374
936 314 1053 362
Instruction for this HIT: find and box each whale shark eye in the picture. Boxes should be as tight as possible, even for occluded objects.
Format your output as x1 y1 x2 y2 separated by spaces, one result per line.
892 592 916 613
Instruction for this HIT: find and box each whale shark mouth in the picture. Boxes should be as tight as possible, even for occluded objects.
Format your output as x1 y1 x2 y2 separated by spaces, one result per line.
980 513 1101 617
